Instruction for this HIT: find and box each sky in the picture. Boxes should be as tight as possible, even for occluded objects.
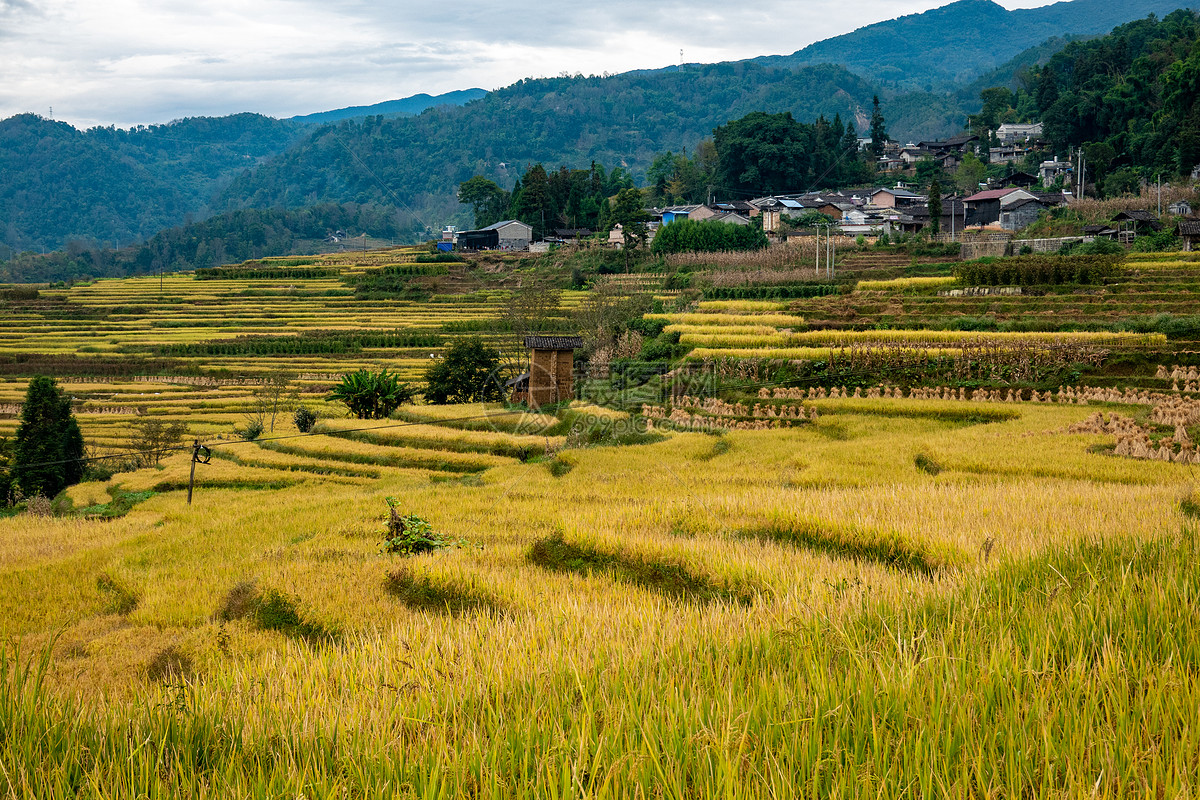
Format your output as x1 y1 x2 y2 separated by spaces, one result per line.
0 0 1055 129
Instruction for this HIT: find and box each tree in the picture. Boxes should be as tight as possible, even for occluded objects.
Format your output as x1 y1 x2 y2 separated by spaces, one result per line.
0 436 13 506
327 369 415 419
11 376 85 499
608 188 650 269
714 111 809 196
424 338 505 404
928 179 943 236
457 176 511 229
954 152 987 194
127 417 189 466
869 96 889 163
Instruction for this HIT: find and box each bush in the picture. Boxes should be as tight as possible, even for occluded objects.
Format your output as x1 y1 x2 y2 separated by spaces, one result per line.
651 219 768 255
424 337 504 404
952 254 1120 286
238 420 264 441
293 406 318 433
327 369 415 419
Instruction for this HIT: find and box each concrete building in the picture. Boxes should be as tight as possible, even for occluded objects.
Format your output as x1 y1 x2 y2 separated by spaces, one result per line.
996 123 1044 144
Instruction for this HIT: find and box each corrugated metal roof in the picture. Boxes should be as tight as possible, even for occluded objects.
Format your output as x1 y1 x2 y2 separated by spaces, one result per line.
481 219 532 232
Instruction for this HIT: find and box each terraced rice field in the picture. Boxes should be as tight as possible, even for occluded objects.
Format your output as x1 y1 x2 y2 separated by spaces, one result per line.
2 251 1200 796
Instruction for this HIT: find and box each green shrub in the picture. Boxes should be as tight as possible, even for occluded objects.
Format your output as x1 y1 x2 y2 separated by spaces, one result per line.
293 407 318 433
423 337 504 404
651 219 768 254
952 254 1120 286
328 369 415 419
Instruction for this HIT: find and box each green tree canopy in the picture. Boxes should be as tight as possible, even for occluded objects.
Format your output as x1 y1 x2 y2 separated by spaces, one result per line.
457 176 511 229
424 338 505 404
11 376 85 499
928 179 943 235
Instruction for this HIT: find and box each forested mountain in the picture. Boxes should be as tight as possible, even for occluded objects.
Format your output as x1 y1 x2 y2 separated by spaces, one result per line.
970 10 1200 193
0 204 416 284
0 0 1193 265
218 63 881 227
288 89 488 126
0 113 303 254
755 0 1190 90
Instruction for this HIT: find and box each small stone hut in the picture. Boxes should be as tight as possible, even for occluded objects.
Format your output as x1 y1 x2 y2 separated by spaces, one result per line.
522 335 582 408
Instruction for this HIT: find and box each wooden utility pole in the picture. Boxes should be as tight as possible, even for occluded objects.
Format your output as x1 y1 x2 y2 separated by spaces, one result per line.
187 440 211 505
187 440 199 504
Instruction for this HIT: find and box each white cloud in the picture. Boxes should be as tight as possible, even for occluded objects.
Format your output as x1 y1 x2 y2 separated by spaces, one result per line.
0 0 1057 128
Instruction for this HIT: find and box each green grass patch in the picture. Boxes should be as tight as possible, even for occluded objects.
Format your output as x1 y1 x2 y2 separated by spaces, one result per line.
743 519 962 575
75 487 155 520
382 568 505 615
526 533 754 604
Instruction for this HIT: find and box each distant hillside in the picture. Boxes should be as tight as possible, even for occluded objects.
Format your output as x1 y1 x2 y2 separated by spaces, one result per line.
3 0 1186 260
0 203 416 284
0 113 303 254
218 63 881 226
756 0 1191 89
289 89 488 125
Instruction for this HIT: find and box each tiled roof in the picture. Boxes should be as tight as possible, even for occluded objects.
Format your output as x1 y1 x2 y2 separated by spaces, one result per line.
525 336 583 350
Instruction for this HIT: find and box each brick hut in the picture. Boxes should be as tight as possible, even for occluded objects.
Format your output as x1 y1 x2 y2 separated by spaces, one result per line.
521 335 582 408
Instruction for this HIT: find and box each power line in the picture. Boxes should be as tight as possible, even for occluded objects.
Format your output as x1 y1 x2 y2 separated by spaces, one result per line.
9 339 1153 473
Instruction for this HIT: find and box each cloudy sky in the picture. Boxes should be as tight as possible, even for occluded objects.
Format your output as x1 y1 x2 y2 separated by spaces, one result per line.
1 0 1053 129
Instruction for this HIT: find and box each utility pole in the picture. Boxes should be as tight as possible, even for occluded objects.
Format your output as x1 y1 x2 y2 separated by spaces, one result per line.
816 225 825 275
187 440 199 505
187 440 211 505
1158 173 1162 216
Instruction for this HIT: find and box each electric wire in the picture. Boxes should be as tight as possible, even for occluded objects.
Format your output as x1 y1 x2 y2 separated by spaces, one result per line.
5 338 1149 472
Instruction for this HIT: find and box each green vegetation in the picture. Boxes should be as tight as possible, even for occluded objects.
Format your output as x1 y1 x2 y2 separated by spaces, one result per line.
9 376 85 500
953 254 1120 286
327 369 415 419
1 203 417 284
651 219 769 255
423 337 505 404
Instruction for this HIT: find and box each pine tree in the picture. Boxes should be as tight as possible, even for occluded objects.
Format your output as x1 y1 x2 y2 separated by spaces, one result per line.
928 179 943 236
11 376 85 499
869 96 889 163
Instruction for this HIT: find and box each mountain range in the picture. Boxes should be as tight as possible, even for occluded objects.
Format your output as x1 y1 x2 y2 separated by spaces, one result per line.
0 0 1190 259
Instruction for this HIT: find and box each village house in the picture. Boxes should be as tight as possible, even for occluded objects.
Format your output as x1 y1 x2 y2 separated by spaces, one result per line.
661 205 717 225
917 134 979 156
999 197 1049 231
1169 200 1193 216
457 219 533 251
1039 157 1073 186
907 197 969 234
995 122 1044 144
963 188 1037 227
869 186 925 209
989 144 1031 165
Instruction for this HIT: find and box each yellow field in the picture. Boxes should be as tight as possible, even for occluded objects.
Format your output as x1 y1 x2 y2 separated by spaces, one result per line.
2 256 1199 796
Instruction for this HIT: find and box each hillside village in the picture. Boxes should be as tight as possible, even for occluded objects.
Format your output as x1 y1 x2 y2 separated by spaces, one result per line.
448 121 1198 256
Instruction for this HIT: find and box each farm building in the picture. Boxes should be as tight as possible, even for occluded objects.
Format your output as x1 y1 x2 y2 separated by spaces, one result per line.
999 198 1048 231
1111 210 1163 233
963 188 1036 226
457 220 533 251
518 335 582 408
1177 218 1200 251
